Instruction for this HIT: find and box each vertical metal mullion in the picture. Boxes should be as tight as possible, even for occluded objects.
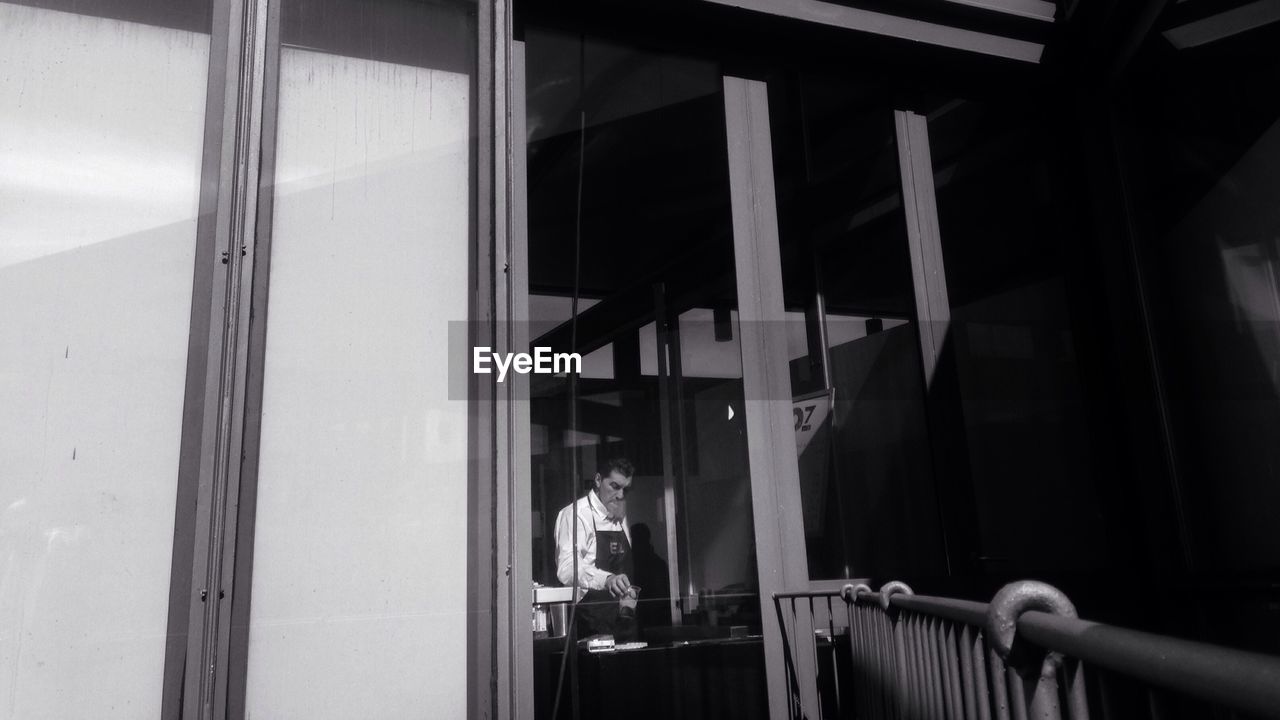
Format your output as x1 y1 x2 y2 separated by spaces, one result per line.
810 265 835 392
810 265 853 578
161 0 235 714
224 0 283 715
724 74 818 720
470 0 501 717
506 37 537 717
179 0 271 717
654 284 686 626
667 312 696 605
491 0 513 714
493 2 535 718
507 36 536 720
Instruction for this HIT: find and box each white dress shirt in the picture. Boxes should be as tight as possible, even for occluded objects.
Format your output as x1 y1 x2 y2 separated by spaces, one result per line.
554 489 630 591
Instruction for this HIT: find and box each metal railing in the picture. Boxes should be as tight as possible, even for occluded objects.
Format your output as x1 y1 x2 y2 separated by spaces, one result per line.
774 580 1280 720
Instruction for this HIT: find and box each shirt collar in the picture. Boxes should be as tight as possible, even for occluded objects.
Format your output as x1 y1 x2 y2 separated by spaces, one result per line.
587 489 608 517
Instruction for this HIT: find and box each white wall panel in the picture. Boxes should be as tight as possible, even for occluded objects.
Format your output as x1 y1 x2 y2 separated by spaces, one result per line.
244 48 469 719
0 5 208 717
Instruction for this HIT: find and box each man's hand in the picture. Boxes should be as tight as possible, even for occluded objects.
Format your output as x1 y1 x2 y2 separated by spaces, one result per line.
605 573 631 598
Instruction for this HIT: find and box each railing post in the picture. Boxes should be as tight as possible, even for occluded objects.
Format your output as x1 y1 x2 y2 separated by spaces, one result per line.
773 594 801 720
986 581 1084 720
841 585 866 718
878 581 914 720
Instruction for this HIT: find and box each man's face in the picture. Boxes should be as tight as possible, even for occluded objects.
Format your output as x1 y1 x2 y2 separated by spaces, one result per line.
595 471 632 518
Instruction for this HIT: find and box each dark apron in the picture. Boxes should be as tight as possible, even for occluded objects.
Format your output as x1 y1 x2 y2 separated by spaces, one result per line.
577 516 635 640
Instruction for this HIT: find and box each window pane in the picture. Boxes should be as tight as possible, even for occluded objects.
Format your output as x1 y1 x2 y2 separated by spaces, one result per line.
1119 5 1280 651
0 2 210 716
243 2 474 716
928 99 1109 574
524 27 768 718
771 74 946 581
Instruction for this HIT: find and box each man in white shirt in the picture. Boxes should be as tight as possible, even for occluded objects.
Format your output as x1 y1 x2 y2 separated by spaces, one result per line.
554 457 638 638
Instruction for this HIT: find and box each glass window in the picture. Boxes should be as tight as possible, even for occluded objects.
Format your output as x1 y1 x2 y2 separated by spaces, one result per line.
770 74 947 581
0 1 211 716
927 98 1110 575
771 77 1122 584
1118 3 1280 650
242 0 474 716
524 27 768 719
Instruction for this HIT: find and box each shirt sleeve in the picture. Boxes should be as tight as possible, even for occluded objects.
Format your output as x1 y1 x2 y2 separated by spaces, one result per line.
554 504 611 591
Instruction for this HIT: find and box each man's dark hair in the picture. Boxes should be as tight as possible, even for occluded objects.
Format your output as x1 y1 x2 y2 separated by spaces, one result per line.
600 457 634 479
589 457 634 486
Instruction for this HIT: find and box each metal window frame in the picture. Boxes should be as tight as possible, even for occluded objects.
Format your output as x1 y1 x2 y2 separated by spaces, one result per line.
492 9 537 719
156 0 498 716
654 287 694 626
181 0 270 712
222 0 283 714
159 0 270 717
472 0 507 718
507 36 537 720
160 0 235 712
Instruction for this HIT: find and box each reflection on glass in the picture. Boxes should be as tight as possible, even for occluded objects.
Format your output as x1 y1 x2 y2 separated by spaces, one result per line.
928 99 1107 574
243 1 473 716
0 3 210 716
667 309 759 629
525 26 767 719
771 74 946 581
1122 13 1280 581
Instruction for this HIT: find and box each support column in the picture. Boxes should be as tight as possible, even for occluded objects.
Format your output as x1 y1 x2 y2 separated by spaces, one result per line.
724 74 821 720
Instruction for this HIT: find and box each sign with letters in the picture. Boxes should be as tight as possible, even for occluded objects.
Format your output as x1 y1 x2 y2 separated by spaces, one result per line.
793 390 834 536
793 390 833 456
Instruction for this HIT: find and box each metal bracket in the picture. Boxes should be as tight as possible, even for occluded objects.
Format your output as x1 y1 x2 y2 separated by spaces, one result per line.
878 580 914 611
987 580 1077 675
841 582 873 604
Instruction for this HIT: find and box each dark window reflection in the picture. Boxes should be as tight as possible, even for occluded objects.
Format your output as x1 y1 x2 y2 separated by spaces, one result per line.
524 27 767 720
928 99 1111 575
773 78 1128 588
1118 6 1280 650
772 74 947 581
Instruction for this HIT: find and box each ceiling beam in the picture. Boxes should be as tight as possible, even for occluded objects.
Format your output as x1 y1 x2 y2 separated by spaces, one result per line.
946 0 1056 23
1163 0 1280 49
703 0 1046 63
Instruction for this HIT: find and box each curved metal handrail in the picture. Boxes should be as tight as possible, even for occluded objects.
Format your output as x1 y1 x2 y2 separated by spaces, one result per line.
774 580 1280 720
1016 609 1280 719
